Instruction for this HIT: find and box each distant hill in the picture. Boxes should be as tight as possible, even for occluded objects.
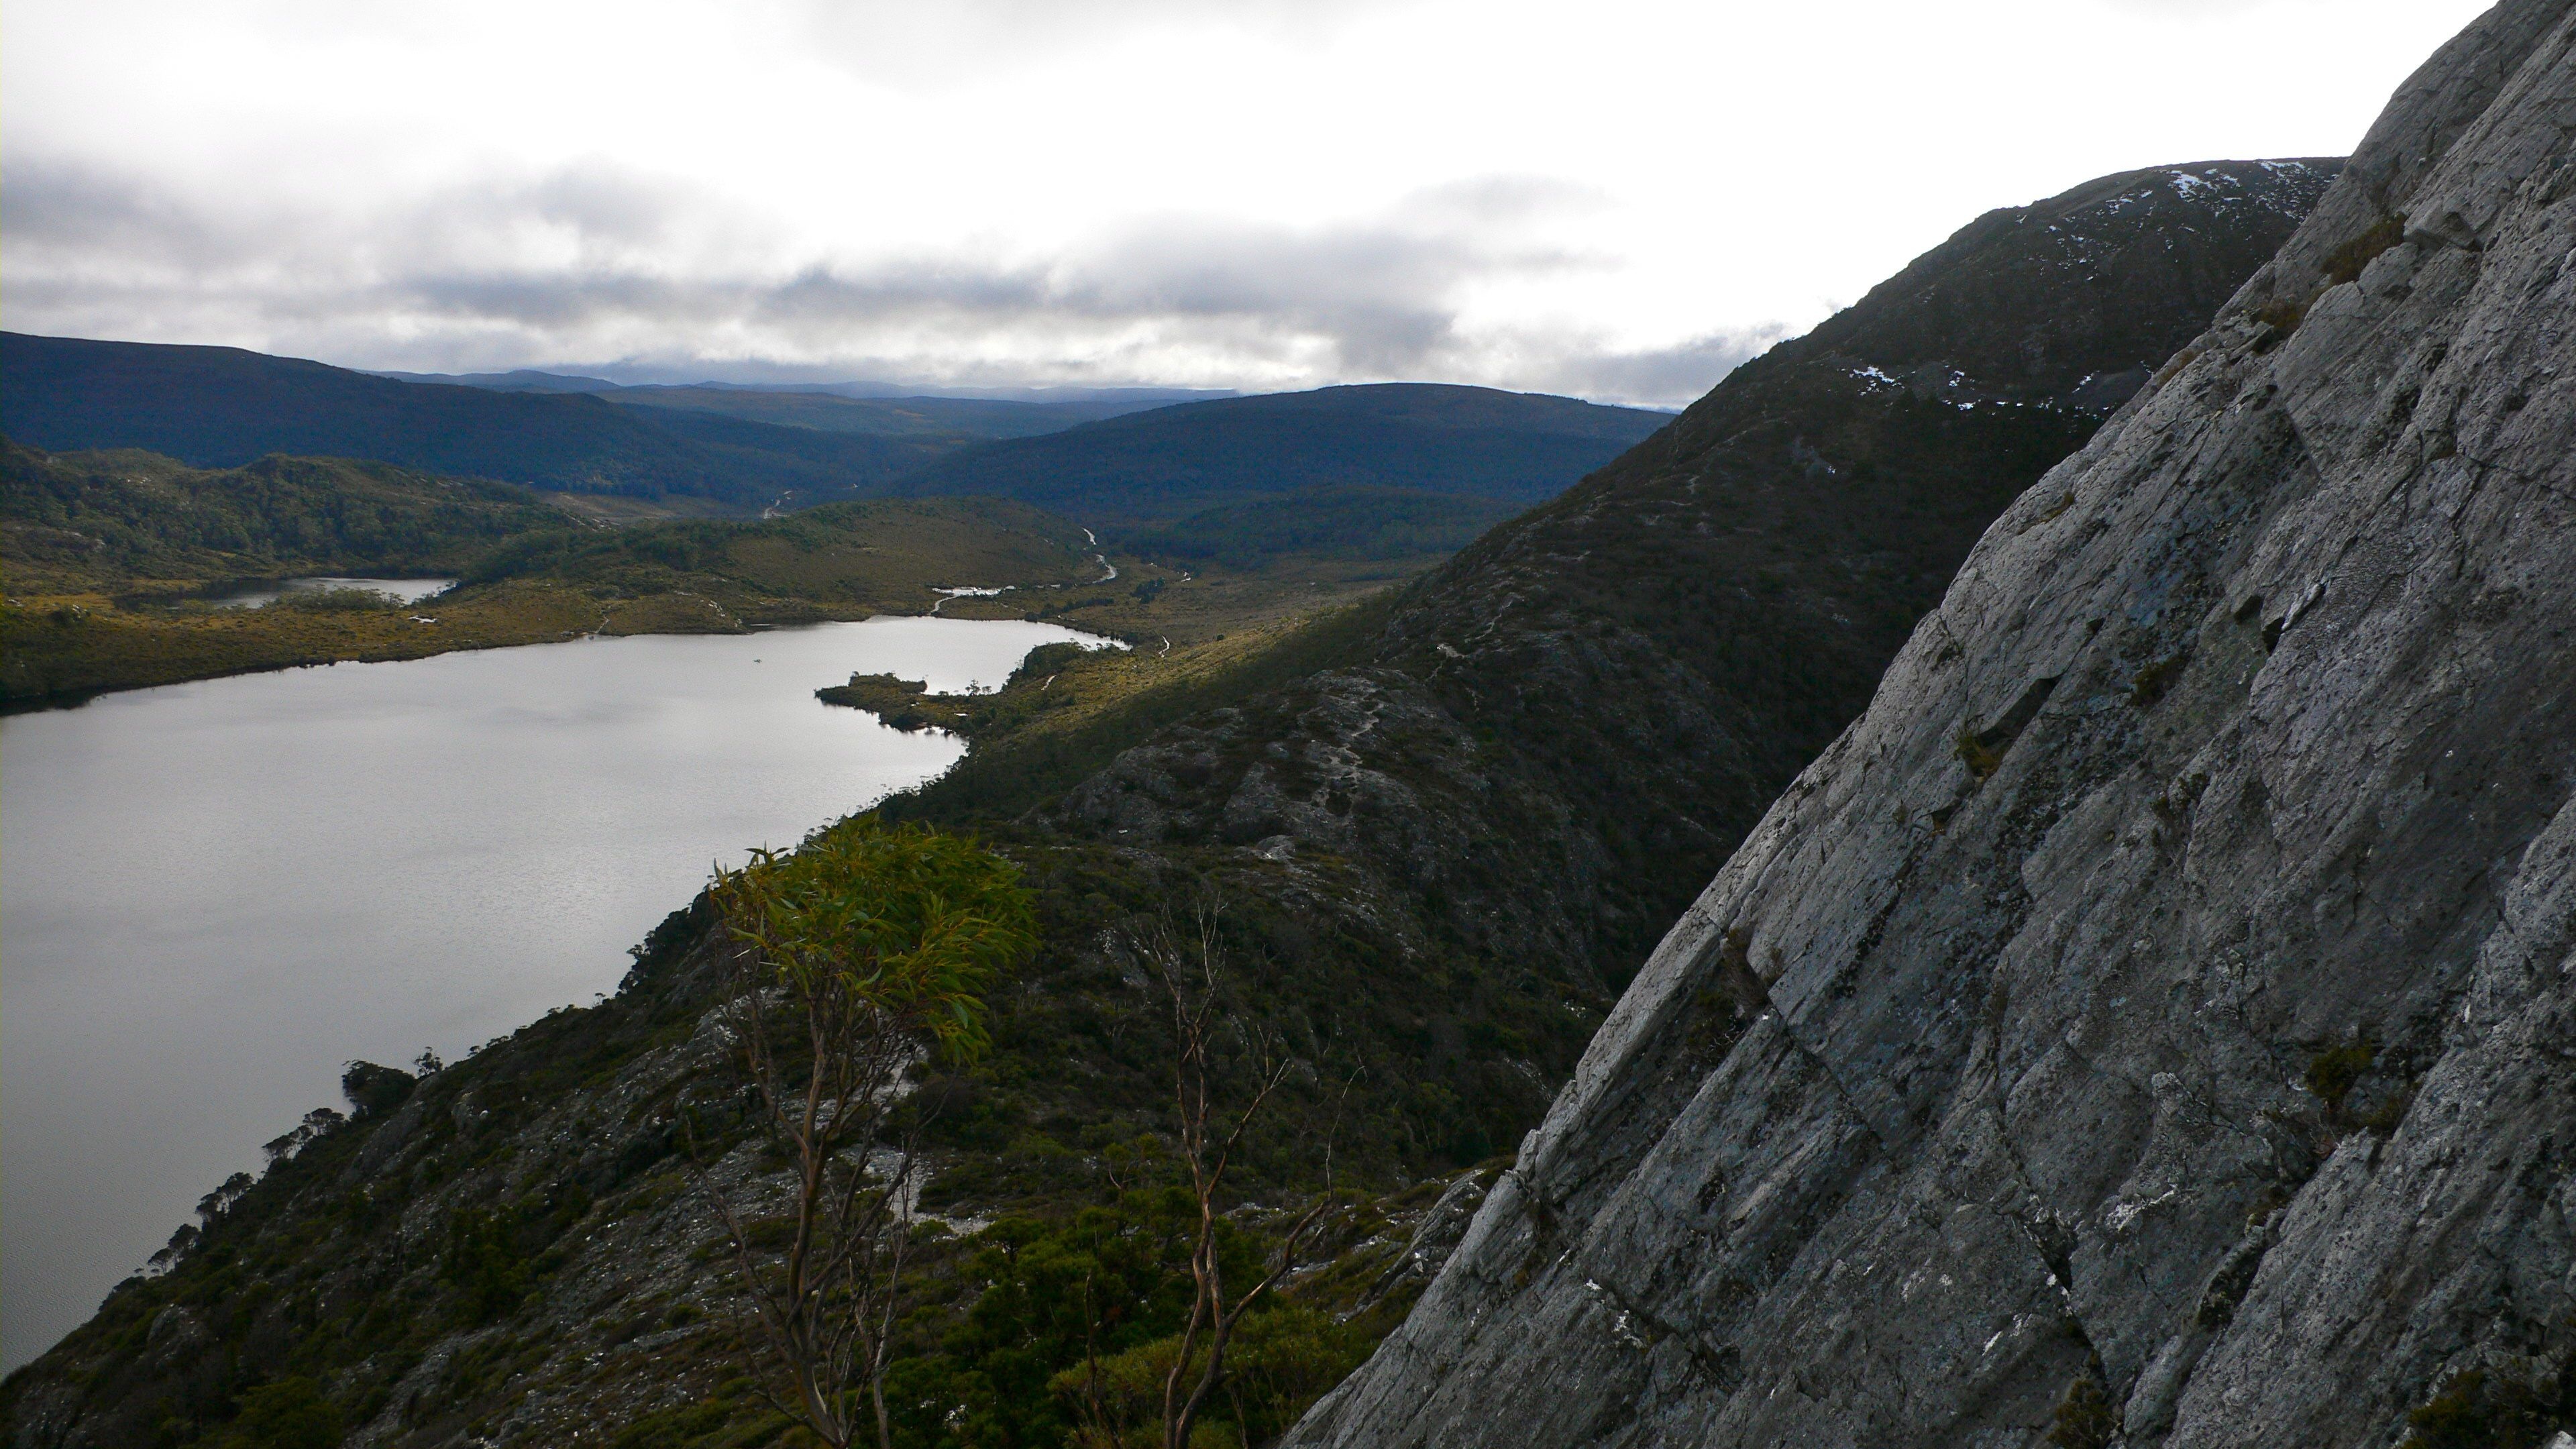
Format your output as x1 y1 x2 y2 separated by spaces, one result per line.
894 384 1671 527
4 339 1654 537
366 368 623 394
375 372 1225 409
0 335 945 508
741 381 1230 407
369 370 1202 438
594 386 1169 439
1 439 567 585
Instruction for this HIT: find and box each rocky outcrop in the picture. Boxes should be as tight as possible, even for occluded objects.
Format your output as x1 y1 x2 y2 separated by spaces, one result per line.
1286 5 2576 1446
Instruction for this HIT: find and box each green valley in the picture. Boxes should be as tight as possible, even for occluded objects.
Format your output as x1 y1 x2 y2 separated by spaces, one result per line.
0 440 1434 709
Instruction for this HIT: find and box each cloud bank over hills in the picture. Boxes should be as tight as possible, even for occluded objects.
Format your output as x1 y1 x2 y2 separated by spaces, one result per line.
0 0 2488 404
3 158 1775 405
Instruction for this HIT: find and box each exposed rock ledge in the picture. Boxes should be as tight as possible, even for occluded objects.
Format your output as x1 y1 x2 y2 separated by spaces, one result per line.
1286 3 2576 1445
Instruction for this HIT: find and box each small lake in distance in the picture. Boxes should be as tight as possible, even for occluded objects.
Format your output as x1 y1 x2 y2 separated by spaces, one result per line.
0 616 1106 1371
201 575 459 608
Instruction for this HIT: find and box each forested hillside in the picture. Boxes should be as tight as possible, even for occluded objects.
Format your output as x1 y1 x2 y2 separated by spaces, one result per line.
1 335 945 508
595 387 1173 439
1 441 564 586
896 384 1670 528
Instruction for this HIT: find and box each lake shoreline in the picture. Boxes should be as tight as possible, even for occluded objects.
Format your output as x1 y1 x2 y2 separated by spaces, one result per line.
0 614 1111 1370
0 586 914 715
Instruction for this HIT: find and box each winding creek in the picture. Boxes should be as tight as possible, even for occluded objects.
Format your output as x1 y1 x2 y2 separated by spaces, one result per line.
0 615 1106 1370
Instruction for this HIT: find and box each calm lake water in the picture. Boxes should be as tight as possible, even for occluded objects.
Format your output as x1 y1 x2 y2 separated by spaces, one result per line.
0 616 1105 1371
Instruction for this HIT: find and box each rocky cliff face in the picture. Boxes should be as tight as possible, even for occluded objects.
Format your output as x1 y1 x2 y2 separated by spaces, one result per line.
1286 5 2576 1446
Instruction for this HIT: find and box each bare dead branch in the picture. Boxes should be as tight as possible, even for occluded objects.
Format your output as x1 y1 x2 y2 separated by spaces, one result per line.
1116 900 1362 1449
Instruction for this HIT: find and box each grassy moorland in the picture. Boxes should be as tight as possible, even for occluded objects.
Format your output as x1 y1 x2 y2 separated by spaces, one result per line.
0 439 1441 710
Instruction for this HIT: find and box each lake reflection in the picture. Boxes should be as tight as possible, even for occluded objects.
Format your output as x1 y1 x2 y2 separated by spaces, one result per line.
0 616 1105 1370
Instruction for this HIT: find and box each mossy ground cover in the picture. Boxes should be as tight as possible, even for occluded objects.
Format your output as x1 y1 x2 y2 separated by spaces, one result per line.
1 584 610 704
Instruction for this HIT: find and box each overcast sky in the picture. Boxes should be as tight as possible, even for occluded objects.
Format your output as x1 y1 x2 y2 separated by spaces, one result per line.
1 0 2494 405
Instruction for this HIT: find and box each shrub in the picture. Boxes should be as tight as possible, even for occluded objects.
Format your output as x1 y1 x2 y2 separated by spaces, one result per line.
2252 297 2306 337
2129 654 2187 707
2047 1372 2118 1449
2360 1081 2417 1136
2248 299 2302 353
271 586 396 612
1011 641 1095 685
709 817 1036 1066
219 1377 343 1449
2323 215 2407 288
2305 1036 2376 1116
1954 725 2004 781
339 1061 417 1119
442 1208 531 1326
2399 1365 2571 1449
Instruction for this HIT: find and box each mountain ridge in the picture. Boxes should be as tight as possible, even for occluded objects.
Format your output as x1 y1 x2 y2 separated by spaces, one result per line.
2 337 1664 533
890 383 1674 528
0 333 924 508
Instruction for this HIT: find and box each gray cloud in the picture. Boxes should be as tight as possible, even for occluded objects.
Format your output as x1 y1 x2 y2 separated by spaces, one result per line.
1511 329 1786 407
792 0 1399 85
3 160 271 270
0 154 1762 406
2094 0 2290 11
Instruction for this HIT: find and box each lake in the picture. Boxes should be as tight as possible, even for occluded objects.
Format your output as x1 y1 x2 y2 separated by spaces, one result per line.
202 575 460 608
0 616 1106 1371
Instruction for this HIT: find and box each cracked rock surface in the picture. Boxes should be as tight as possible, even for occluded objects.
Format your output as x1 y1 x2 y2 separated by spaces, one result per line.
1285 5 2576 1446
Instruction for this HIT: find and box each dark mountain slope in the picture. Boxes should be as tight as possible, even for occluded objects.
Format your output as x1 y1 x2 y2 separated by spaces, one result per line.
0 335 927 507
912 159 2341 994
894 384 1671 527
367 368 624 393
1127 487 1522 570
0 158 2339 1446
607 401 959 478
1805 158 2345 408
1288 5 2576 1446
